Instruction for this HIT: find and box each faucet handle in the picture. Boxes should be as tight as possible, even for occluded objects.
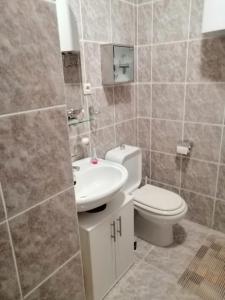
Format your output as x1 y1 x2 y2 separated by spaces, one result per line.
120 144 125 150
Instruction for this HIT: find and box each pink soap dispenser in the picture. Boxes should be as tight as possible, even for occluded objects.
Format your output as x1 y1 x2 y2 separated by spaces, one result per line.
91 147 98 164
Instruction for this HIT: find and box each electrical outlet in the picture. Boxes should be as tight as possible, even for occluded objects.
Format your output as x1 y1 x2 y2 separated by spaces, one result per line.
83 83 92 95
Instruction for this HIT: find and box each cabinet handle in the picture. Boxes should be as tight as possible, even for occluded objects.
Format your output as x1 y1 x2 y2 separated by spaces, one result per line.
117 216 122 237
111 221 116 242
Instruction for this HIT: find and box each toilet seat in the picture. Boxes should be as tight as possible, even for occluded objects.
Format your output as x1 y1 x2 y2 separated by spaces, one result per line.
133 184 186 216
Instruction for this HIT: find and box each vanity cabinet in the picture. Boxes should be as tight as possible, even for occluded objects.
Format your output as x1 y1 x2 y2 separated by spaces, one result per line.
79 193 134 300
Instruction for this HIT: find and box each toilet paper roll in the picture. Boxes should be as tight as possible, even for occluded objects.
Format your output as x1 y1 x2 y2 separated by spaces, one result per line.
177 145 189 155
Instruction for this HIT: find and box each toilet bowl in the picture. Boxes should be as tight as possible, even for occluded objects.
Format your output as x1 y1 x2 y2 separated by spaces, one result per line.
105 145 188 247
133 184 187 246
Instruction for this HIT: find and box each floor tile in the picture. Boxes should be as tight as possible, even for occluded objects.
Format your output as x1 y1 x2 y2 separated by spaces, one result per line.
106 220 223 300
104 262 176 300
173 219 210 252
134 237 153 263
144 245 193 280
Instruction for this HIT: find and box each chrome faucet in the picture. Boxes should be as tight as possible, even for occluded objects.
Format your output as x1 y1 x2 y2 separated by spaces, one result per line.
72 166 80 186
72 166 80 171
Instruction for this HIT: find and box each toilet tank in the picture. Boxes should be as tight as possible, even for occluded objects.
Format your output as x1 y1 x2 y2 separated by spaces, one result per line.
105 145 142 194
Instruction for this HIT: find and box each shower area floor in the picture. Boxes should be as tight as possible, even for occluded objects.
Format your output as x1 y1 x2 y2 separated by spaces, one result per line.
104 220 225 300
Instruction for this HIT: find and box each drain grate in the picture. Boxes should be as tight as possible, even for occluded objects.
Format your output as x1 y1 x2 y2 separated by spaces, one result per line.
178 239 225 300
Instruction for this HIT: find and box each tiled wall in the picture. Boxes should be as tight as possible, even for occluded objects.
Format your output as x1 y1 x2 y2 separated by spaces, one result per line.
0 1 85 299
136 0 225 233
66 0 137 161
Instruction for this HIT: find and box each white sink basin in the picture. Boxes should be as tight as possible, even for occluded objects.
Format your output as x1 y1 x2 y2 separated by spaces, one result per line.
72 158 128 212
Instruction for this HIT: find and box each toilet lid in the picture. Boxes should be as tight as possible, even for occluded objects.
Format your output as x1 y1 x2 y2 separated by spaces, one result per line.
133 184 183 212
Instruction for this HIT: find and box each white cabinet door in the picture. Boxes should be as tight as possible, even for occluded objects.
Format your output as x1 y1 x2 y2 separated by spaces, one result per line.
115 201 134 279
89 215 116 300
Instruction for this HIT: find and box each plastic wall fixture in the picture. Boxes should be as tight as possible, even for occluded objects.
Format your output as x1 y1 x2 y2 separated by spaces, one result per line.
56 0 80 52
202 0 225 36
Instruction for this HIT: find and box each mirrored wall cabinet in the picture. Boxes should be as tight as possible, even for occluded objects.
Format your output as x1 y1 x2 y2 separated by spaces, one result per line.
101 45 134 85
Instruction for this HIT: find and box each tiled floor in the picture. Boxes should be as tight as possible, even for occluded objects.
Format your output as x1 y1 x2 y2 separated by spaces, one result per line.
104 220 225 300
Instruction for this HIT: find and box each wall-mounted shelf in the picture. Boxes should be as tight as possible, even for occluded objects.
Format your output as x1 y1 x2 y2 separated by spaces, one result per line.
68 118 94 127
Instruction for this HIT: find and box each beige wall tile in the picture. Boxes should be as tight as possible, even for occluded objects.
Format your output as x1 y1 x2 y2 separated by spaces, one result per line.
185 84 225 124
0 108 73 217
213 200 225 234
187 38 225 82
112 0 135 44
115 85 136 123
184 123 222 162
152 84 185 120
181 159 217 197
82 0 111 42
116 120 137 146
152 42 187 82
138 4 152 45
9 189 79 295
26 254 85 300
151 119 182 154
153 0 190 43
181 190 214 227
0 223 21 300
151 152 181 187
137 118 150 149
0 0 64 115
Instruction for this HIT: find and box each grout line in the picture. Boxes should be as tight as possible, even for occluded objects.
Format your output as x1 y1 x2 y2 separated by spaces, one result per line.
150 117 224 127
23 251 81 299
182 0 192 140
60 108 75 167
151 118 183 124
151 179 180 191
179 0 192 195
136 0 139 148
212 107 225 227
142 245 155 260
43 0 55 3
90 82 136 89
137 1 153 7
118 0 136 6
0 183 24 300
0 219 7 226
78 0 87 86
151 179 216 200
0 105 66 119
134 34 225 47
216 198 225 203
150 81 225 85
149 0 154 181
134 0 139 146
69 116 139 140
7 186 74 223
151 149 220 165
136 244 155 266
136 0 139 47
109 0 113 43
136 82 151 85
113 86 117 147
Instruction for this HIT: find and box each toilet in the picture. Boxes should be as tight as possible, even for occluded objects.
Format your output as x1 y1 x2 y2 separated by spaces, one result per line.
105 145 188 247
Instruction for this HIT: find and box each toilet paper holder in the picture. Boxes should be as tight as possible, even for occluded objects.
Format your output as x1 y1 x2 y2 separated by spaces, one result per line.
177 140 192 155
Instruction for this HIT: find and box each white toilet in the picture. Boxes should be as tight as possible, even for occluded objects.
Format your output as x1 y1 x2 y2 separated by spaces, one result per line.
105 145 188 247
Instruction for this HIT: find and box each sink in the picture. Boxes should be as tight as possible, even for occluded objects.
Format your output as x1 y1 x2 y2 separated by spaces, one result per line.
72 158 128 212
